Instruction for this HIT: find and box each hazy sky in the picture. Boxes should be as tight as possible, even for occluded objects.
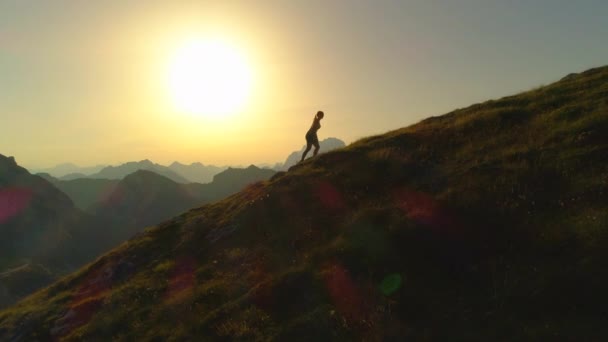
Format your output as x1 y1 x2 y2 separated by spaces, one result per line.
2 0 607 168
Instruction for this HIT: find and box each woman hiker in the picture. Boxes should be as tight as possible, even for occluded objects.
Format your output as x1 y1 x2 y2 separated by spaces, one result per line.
300 110 324 162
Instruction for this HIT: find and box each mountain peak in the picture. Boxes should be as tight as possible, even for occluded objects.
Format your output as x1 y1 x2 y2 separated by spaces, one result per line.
0 153 29 176
0 154 18 167
90 160 189 183
123 169 175 183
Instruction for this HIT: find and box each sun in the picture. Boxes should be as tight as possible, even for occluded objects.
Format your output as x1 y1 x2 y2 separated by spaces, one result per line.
166 37 253 118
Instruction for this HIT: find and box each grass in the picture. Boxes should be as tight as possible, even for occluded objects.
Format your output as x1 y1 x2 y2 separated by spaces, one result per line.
1 65 608 341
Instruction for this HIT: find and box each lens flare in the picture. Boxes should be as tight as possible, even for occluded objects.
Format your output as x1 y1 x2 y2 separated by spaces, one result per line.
166 37 253 118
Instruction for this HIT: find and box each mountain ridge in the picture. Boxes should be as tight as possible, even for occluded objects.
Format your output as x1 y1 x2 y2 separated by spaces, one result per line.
0 154 107 308
88 160 189 183
167 162 226 183
28 163 107 179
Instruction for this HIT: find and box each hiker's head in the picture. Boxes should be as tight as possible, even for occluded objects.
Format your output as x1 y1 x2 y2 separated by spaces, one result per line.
316 111 324 119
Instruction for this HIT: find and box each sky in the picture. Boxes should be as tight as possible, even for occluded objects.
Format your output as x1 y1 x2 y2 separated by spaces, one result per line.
1 0 607 169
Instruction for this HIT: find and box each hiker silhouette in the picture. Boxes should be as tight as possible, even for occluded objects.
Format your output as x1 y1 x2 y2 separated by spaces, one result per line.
301 111 324 162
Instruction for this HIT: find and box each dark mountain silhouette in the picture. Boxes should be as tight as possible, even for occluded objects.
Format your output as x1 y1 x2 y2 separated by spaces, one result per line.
0 155 105 308
92 170 201 236
88 160 189 183
281 137 346 170
2 66 608 340
168 161 226 183
0 154 82 264
34 172 56 182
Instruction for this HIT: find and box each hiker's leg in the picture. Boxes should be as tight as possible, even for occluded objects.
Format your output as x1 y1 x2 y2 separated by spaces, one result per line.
313 141 320 156
301 143 312 162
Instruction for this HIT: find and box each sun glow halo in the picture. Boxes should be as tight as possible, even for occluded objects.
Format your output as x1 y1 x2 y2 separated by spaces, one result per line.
167 38 253 118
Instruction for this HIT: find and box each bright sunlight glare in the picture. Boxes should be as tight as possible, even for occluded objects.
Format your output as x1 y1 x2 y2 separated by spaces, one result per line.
167 37 253 118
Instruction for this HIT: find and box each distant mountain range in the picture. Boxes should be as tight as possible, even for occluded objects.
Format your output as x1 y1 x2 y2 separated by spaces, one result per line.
168 162 227 183
30 163 107 178
26 140 347 185
88 160 189 183
32 160 231 184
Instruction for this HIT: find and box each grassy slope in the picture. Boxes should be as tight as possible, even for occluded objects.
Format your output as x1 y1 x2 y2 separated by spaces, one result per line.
0 264 54 308
1 66 607 341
